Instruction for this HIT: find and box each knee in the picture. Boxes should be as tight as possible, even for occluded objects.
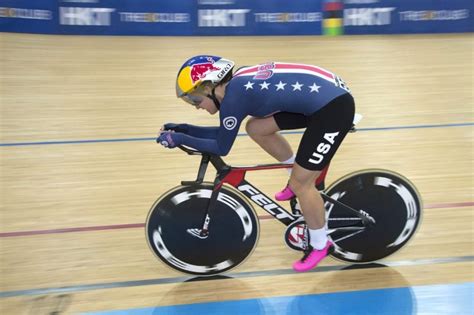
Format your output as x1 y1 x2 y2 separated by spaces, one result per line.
245 118 261 138
289 176 315 196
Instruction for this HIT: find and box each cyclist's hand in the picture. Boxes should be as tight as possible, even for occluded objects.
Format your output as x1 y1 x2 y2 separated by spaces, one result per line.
157 131 182 149
161 123 188 134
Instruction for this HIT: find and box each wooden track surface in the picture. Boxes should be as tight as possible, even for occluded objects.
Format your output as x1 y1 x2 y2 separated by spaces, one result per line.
0 32 473 314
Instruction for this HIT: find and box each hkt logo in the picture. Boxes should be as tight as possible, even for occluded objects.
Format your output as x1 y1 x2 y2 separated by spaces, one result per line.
344 7 395 26
190 59 221 83
60 7 115 26
198 9 250 27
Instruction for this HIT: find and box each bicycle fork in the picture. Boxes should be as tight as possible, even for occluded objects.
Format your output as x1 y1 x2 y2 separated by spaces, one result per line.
197 178 221 238
185 168 225 239
181 154 224 239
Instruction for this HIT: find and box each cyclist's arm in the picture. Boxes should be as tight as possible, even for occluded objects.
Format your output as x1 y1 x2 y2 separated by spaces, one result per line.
175 90 247 155
163 123 218 139
174 122 241 155
185 124 219 139
174 111 243 155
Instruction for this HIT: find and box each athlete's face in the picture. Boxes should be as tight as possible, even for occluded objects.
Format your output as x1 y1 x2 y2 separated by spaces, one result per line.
195 97 218 115
182 86 218 115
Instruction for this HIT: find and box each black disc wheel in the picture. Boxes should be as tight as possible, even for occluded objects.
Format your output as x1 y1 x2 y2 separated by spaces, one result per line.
146 183 259 276
325 170 422 263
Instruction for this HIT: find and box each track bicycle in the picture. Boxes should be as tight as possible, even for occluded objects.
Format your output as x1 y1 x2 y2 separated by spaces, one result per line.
146 125 423 276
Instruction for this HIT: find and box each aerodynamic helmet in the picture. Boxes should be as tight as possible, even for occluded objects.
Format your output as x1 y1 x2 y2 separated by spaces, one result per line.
176 55 235 105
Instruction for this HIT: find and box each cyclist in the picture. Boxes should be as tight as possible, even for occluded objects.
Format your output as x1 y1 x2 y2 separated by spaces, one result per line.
157 55 355 272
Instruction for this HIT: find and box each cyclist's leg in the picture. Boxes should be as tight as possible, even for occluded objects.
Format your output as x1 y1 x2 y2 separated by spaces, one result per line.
292 93 355 228
290 93 355 272
247 114 309 202
245 113 307 162
290 165 324 229
245 116 292 162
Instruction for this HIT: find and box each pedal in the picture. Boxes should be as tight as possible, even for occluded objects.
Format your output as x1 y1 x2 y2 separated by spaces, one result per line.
328 242 335 255
186 228 208 239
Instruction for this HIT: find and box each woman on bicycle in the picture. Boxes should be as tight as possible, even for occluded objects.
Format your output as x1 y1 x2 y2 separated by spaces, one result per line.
157 55 355 272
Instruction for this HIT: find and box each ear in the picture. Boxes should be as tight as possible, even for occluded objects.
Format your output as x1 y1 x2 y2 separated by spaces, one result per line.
203 84 214 95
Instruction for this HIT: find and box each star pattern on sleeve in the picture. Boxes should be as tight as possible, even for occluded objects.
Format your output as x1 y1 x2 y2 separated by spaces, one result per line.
291 81 303 91
243 80 323 94
244 81 254 90
259 81 270 90
275 81 286 91
308 83 321 93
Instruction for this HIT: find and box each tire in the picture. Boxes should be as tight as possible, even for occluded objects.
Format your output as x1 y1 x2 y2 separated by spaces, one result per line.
145 183 259 276
325 169 423 263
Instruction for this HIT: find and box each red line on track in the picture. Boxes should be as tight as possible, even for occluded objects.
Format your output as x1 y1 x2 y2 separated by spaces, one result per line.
0 223 145 238
1 202 472 238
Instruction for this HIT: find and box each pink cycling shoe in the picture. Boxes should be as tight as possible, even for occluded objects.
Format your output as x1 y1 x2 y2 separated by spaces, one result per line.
275 184 296 201
293 241 334 272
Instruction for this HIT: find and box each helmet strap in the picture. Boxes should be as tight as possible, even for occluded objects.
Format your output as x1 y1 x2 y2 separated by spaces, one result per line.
207 87 221 110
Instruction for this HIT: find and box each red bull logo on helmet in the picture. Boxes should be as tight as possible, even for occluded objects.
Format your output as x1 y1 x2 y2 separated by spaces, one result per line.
190 59 221 83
